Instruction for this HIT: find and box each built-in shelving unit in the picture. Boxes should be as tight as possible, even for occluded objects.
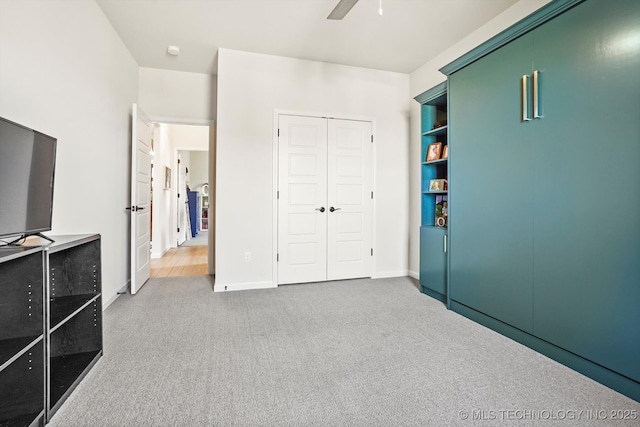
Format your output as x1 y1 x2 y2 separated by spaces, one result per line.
415 82 448 303
422 125 448 137
417 85 448 228
200 194 209 231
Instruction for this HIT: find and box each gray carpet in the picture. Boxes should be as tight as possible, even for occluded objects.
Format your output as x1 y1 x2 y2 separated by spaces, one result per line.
180 230 208 247
48 276 639 426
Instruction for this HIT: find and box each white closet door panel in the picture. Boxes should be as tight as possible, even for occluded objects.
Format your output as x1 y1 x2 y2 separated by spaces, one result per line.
277 115 328 284
327 119 372 280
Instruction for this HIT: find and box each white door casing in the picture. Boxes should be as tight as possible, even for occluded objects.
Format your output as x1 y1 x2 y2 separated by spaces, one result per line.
327 119 373 280
130 104 152 294
277 114 373 285
277 115 328 284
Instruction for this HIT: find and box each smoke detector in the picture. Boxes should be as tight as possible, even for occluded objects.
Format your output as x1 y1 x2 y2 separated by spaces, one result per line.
167 45 180 56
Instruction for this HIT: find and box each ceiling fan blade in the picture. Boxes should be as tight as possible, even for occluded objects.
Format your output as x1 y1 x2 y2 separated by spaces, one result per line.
327 0 359 20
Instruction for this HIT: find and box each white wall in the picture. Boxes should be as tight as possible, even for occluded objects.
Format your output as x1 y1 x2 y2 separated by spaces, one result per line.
0 0 139 308
139 67 217 123
169 124 210 151
216 48 410 290
408 0 552 277
189 151 209 191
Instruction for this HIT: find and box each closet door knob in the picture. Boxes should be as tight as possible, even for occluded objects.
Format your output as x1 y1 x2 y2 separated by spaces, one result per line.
329 207 341 212
315 207 325 213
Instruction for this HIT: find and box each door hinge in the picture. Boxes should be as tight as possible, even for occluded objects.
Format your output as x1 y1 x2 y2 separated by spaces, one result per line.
371 135 373 143
371 191 373 199
371 248 373 256
277 253 279 262
277 129 280 137
277 190 280 199
177 227 180 232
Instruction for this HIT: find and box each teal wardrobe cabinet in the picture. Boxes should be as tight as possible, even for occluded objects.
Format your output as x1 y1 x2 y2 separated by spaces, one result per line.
415 83 448 303
442 0 640 400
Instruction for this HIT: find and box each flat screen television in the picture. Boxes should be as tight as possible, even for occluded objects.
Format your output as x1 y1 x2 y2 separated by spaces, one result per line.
0 117 57 241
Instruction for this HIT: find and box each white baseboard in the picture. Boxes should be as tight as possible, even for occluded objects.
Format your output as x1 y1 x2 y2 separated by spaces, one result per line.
214 281 275 292
408 270 419 280
372 270 409 279
103 293 119 310
118 282 129 294
151 247 169 259
102 281 129 310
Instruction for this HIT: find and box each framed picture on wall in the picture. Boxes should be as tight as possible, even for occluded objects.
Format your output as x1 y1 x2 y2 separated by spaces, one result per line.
426 142 443 162
164 167 171 189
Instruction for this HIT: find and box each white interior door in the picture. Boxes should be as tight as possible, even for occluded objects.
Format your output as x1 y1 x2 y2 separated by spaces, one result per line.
130 104 152 294
327 119 373 280
277 115 373 285
177 153 187 245
278 115 328 284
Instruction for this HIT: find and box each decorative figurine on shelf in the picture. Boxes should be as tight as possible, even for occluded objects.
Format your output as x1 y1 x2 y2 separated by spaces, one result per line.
435 196 448 228
433 119 447 129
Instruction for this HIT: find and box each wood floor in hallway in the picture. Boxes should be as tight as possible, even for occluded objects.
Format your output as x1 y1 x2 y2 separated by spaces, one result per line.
150 245 208 277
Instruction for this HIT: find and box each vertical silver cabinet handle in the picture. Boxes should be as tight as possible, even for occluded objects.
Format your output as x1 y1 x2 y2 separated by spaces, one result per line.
443 235 447 254
522 75 531 122
533 70 542 119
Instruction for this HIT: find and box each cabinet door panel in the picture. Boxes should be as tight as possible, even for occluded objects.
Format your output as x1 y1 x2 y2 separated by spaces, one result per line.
532 0 640 381
449 34 535 333
420 226 447 296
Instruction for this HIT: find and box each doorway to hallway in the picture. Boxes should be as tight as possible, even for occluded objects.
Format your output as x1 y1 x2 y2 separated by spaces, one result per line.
150 123 213 278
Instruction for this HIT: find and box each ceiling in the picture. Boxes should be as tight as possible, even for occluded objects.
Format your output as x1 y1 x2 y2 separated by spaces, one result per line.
96 0 520 75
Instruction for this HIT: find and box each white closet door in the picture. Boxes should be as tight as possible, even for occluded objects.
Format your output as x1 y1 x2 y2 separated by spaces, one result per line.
327 119 373 280
277 115 328 284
